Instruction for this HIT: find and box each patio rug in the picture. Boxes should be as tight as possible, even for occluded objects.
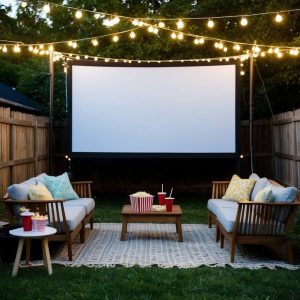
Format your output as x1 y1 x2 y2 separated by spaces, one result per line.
50 223 300 270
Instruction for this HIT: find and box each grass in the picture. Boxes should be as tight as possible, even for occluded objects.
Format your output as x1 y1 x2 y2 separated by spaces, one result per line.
0 195 300 300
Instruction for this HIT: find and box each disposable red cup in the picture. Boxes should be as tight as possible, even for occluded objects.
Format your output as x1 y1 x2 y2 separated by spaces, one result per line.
157 192 166 205
165 197 174 212
21 211 34 231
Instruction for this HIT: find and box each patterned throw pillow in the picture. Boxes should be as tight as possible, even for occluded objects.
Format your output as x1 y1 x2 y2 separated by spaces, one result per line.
253 187 273 203
29 182 53 200
44 172 79 200
222 174 256 202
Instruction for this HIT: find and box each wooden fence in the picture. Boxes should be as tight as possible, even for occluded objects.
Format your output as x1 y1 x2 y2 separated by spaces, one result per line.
273 108 300 188
0 107 49 197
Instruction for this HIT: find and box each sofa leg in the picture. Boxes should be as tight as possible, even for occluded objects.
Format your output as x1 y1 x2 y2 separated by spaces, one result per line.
208 214 212 228
216 226 220 242
90 216 94 230
230 241 235 263
220 233 224 248
286 241 294 264
80 223 85 243
67 242 73 261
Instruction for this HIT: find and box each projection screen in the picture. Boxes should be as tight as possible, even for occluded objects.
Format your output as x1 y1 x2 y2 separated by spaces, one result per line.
68 61 240 157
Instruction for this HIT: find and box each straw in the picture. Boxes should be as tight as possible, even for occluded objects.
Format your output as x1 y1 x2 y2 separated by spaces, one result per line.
162 184 164 193
169 188 173 198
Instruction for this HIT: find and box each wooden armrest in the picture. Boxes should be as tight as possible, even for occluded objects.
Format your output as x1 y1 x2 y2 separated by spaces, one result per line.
71 181 93 198
1 198 64 204
211 181 230 199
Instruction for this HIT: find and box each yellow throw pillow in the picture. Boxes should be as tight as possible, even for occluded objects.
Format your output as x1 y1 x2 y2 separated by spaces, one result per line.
29 182 53 200
254 186 273 203
222 175 256 202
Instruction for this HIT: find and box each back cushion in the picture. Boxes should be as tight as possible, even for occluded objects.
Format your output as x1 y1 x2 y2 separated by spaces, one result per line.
267 184 298 203
250 177 269 201
7 183 30 200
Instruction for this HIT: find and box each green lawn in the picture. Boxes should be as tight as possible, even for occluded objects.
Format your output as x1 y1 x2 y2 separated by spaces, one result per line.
0 195 300 300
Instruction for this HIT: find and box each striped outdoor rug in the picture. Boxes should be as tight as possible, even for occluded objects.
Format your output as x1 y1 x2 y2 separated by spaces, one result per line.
51 223 299 269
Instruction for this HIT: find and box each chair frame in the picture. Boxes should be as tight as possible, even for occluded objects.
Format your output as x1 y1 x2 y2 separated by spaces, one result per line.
208 180 300 263
1 181 93 261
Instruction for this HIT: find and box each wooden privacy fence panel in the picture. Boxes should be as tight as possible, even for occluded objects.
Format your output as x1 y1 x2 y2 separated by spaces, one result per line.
273 109 300 188
0 107 49 197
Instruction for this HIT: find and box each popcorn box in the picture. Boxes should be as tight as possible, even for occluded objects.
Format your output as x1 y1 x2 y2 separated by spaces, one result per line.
130 195 154 212
32 217 48 232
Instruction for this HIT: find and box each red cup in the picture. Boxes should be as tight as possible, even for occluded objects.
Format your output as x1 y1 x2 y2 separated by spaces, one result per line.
165 197 174 212
21 211 34 231
157 192 166 205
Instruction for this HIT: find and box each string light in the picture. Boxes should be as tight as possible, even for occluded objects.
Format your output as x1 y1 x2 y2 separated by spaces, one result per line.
28 45 33 51
2 45 7 53
75 10 83 19
72 41 77 48
13 44 21 53
207 19 214 28
171 32 177 39
194 38 199 45
177 32 184 40
94 13 100 20
153 27 159 34
43 3 50 14
158 21 165 28
129 31 136 39
275 13 283 23
176 19 184 29
21 1 27 8
91 38 98 46
240 17 248 26
112 35 119 42
199 38 205 44
132 19 139 26
148 26 154 33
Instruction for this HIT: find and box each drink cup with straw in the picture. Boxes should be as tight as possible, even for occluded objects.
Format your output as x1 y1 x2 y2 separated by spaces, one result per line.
165 188 174 212
157 184 166 205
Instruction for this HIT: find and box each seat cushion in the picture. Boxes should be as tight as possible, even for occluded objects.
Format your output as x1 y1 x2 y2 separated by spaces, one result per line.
63 198 95 215
49 205 85 231
207 199 238 216
216 207 238 233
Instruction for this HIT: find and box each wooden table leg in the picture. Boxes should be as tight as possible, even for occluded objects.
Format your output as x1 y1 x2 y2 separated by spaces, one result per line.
25 238 31 266
12 238 25 277
176 216 183 242
41 237 53 275
120 216 127 241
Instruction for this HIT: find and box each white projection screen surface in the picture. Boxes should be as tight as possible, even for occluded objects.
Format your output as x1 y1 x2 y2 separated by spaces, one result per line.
70 63 239 156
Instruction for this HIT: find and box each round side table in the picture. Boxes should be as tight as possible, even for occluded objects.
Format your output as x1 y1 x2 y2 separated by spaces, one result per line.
9 226 57 277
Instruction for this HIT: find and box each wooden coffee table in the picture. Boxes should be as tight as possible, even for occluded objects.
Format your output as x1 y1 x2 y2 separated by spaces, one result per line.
121 205 183 242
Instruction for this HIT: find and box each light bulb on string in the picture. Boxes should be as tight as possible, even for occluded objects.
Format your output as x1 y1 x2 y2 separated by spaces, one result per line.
43 3 50 14
153 27 159 34
171 32 177 39
240 70 245 76
21 1 27 8
148 26 154 33
129 31 136 39
94 13 100 20
240 17 248 26
2 45 7 53
91 39 98 46
214 42 219 48
132 19 139 26
138 21 144 27
84 55 88 59
176 19 184 29
275 13 283 23
260 51 266 57
268 48 273 54
112 35 119 42
207 19 214 28
218 42 224 49
48 44 54 51
223 47 228 52
277 52 283 58
158 21 165 28
28 45 33 51
75 10 83 19
67 41 73 47
194 38 199 45
13 44 21 53
199 38 205 44
76 55 80 60
177 32 183 40
72 42 77 48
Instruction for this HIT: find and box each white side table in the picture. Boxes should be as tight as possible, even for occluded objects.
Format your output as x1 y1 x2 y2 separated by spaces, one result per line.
9 226 57 277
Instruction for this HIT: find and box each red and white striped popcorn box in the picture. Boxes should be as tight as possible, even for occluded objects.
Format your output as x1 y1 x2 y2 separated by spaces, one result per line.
130 195 154 212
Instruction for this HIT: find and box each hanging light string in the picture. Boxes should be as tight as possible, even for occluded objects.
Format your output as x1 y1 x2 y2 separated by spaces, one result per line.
32 1 300 22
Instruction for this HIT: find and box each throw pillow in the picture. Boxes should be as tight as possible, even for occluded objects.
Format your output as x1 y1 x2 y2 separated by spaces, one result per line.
249 173 260 180
250 177 269 201
222 175 256 202
267 184 298 203
29 182 53 200
7 183 30 200
253 186 273 203
44 172 79 200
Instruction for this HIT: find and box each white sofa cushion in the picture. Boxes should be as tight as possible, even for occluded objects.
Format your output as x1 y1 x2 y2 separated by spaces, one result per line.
207 199 238 216
49 205 85 231
64 198 95 215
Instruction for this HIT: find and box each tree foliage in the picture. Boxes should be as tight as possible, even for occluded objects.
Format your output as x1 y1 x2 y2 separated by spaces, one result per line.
0 0 299 119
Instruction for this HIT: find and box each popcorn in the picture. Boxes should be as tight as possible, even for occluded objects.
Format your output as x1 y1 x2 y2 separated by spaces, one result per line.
32 212 48 220
131 191 152 197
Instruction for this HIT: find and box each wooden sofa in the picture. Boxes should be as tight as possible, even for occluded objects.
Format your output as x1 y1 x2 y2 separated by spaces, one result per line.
2 181 93 261
208 180 300 263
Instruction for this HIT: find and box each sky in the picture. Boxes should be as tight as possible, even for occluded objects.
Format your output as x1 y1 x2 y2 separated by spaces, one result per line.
1 0 17 17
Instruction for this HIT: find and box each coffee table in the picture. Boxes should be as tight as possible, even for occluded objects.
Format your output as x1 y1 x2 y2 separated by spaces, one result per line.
121 205 183 242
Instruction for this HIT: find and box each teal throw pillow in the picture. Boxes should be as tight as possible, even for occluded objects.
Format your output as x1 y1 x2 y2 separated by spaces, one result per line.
44 172 79 200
